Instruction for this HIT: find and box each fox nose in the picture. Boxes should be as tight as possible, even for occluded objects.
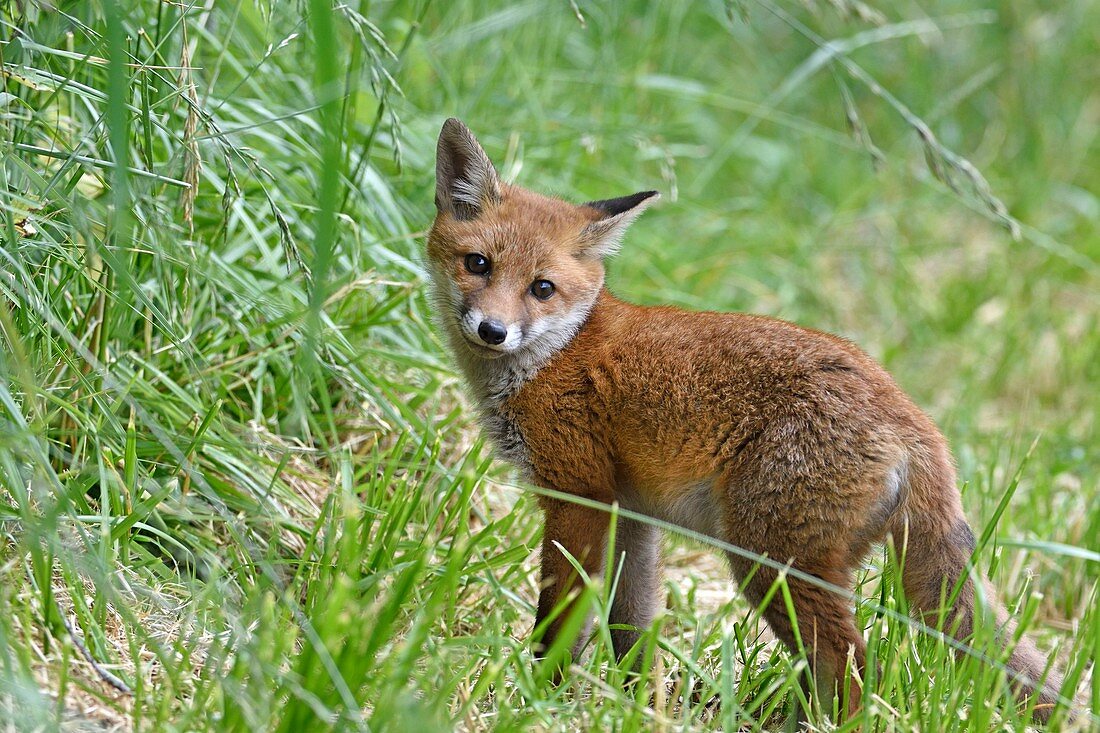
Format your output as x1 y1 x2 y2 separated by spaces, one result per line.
477 319 508 346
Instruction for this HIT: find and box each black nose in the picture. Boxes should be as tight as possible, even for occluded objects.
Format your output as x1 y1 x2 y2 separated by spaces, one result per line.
477 319 508 345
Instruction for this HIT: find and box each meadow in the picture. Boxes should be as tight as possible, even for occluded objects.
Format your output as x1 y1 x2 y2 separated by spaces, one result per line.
0 1 1097 730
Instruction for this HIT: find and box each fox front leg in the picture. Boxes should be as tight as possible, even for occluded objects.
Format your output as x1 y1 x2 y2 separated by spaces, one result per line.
607 515 662 666
532 497 610 668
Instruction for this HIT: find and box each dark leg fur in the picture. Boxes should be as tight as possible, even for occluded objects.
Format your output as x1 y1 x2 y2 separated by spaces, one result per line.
608 516 662 663
534 498 609 660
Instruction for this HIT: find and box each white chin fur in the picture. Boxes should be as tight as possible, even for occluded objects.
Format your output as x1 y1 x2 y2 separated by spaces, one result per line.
470 306 591 403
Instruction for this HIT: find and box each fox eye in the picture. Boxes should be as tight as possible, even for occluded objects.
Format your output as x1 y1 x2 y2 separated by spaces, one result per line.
530 279 555 300
464 253 490 275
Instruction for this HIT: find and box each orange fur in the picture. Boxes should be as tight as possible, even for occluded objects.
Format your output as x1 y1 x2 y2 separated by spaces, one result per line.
427 118 1063 723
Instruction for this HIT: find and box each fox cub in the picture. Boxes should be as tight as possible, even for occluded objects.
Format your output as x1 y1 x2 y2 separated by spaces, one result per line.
427 118 1062 721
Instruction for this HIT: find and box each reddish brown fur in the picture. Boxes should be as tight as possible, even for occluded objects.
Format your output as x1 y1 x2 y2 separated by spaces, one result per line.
428 187 606 342
427 118 1064 723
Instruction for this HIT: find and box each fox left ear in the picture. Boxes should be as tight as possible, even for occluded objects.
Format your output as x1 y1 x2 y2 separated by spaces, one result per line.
579 190 659 258
435 118 502 220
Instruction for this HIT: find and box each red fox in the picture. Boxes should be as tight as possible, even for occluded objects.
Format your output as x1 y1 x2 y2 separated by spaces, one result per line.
427 118 1063 722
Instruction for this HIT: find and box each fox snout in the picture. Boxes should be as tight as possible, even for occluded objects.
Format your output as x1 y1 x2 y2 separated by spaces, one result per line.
458 306 520 354
477 319 508 345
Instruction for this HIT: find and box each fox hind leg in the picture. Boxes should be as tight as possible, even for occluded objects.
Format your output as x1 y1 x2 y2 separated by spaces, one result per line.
729 557 866 721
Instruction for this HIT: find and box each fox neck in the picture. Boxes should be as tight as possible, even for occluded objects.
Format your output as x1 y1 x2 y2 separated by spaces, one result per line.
449 289 603 408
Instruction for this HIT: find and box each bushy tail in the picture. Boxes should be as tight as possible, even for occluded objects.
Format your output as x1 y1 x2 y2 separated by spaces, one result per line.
894 464 1064 723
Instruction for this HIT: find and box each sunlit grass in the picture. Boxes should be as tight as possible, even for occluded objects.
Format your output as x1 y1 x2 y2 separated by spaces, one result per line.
1 1 1097 730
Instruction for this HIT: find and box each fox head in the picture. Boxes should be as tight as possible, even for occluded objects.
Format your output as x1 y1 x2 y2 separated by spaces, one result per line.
427 118 657 370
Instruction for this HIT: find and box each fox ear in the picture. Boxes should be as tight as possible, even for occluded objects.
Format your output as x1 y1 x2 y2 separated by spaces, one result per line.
435 118 502 220
579 190 659 258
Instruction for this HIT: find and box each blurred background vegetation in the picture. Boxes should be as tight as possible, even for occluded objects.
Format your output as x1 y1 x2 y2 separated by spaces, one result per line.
0 1 1096 730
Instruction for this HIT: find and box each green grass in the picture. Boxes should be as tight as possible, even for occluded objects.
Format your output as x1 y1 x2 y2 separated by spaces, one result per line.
1 0 1097 730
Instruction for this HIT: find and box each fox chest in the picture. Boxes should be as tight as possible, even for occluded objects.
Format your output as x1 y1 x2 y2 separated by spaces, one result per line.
481 403 724 538
478 394 602 485
479 408 534 475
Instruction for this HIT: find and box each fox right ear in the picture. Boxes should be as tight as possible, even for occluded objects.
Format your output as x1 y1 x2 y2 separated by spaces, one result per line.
579 190 659 258
435 118 502 220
